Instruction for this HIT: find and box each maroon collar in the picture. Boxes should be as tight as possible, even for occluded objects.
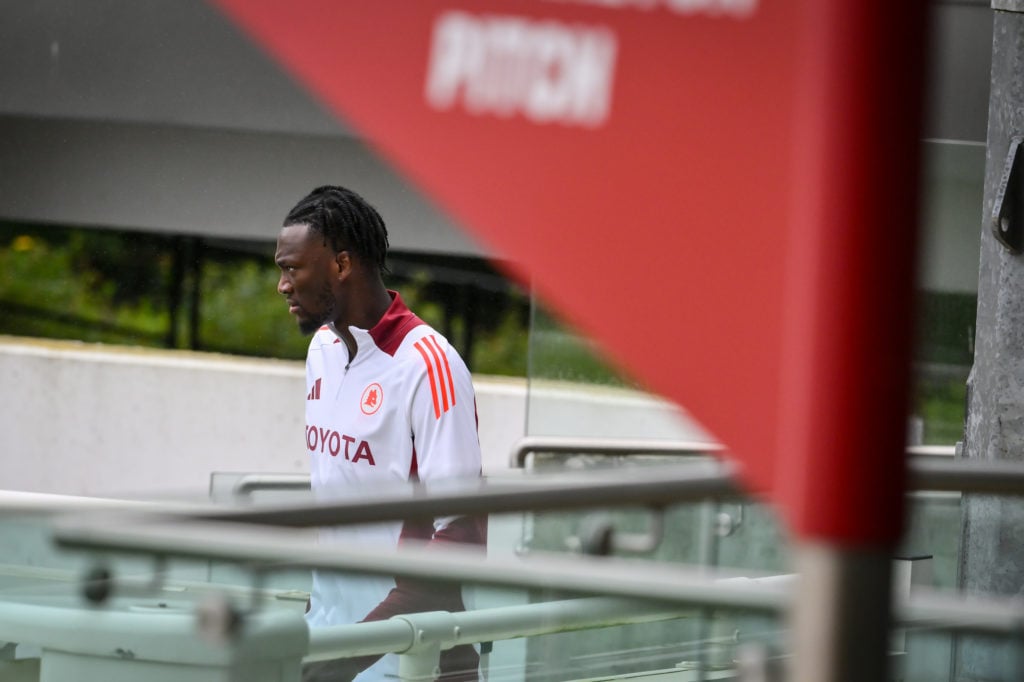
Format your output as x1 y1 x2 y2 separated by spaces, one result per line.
368 291 425 356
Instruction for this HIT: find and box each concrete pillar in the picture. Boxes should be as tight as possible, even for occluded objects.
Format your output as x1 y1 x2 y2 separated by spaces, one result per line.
958 4 1024 681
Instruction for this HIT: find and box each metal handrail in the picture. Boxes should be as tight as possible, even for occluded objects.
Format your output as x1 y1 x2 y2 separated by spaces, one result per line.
0 440 961 517
2 451 1015 525
306 594 741 663
511 436 725 467
511 437 955 468
190 459 742 527
906 444 957 458
50 516 796 613
232 474 311 497
218 442 958 504
176 456 1020 529
305 619 415 662
907 457 1024 494
51 515 1024 637
0 490 202 514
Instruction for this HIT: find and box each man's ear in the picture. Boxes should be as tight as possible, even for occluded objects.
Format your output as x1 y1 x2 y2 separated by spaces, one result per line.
335 250 352 281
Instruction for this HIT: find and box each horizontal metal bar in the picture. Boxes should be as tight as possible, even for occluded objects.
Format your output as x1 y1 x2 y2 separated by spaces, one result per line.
53 516 789 613
306 597 694 663
906 457 1024 494
445 596 687 646
511 437 955 468
447 576 792 648
51 516 1024 637
905 444 957 458
898 587 1024 634
232 474 311 497
2 451 1017 528
189 459 742 528
312 576 999 664
0 595 307 665
180 455 1024 529
307 619 415 662
0 490 198 514
511 436 724 468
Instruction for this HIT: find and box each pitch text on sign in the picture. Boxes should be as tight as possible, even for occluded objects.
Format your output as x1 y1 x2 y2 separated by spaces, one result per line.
426 12 617 128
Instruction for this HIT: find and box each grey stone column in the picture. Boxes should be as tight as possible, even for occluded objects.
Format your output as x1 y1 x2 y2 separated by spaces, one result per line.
957 4 1024 681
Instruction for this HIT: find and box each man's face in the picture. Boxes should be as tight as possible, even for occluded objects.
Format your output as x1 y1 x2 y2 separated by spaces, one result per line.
275 223 339 335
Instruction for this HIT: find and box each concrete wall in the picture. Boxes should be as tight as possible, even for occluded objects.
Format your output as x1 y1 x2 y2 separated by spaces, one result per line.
0 336 711 497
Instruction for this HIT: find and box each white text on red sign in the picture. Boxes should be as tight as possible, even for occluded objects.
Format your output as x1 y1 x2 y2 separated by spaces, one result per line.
544 0 757 18
426 12 617 128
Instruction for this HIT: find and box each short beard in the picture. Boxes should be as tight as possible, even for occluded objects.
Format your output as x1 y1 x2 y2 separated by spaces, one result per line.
298 281 338 335
298 316 322 336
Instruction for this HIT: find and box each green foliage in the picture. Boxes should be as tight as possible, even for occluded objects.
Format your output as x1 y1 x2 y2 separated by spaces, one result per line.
909 290 974 444
913 376 967 445
527 309 629 387
199 259 310 359
66 230 171 304
0 232 168 344
915 291 976 366
473 310 529 377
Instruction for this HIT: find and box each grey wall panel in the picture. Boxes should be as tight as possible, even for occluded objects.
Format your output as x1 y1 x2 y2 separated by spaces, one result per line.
918 141 986 293
924 2 993 142
0 0 346 137
0 116 486 256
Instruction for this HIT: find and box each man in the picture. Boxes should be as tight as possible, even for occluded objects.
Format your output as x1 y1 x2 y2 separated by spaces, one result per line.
275 185 485 681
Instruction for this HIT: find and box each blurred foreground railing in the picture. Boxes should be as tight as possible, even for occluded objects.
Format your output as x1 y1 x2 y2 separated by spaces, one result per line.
0 442 970 522
9 438 1024 681
48 514 1024 639
304 595 744 678
81 447 1017 530
42 437 1024 627
510 437 955 468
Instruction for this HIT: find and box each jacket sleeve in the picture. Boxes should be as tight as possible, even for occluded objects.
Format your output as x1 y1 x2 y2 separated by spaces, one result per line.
406 333 482 492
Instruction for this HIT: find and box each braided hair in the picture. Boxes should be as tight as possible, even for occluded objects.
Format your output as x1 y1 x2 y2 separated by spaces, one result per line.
283 185 390 275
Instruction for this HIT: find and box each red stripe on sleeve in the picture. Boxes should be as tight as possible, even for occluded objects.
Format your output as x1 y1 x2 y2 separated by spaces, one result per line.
425 336 456 408
414 341 441 419
422 336 450 413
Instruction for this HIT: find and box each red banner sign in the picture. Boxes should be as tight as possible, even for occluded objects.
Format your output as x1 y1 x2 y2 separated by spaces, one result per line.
212 0 926 546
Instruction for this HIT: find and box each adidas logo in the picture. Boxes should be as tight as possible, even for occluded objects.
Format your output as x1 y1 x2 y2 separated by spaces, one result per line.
307 378 322 401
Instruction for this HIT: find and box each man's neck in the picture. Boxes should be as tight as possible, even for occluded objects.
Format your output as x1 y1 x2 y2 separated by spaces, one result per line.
351 285 393 330
331 282 392 362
